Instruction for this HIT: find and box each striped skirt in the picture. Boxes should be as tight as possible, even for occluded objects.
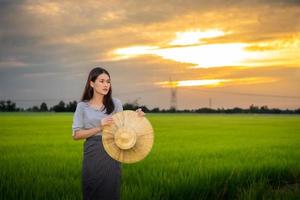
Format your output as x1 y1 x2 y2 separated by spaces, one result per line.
82 135 121 200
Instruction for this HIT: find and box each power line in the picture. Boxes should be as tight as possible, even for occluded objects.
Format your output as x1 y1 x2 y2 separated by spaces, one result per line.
183 88 300 99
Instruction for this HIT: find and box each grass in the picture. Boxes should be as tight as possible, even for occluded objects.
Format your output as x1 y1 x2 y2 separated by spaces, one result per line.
0 112 299 199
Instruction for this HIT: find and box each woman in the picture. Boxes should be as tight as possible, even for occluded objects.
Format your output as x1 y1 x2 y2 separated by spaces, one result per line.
72 67 144 200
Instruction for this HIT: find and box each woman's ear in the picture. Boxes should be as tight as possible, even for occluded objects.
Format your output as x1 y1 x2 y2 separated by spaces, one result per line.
90 81 94 88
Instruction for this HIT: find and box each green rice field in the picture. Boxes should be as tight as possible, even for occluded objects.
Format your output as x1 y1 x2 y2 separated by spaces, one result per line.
0 112 299 199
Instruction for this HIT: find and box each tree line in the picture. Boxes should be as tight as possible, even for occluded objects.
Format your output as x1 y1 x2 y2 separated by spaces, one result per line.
0 100 77 112
0 100 299 114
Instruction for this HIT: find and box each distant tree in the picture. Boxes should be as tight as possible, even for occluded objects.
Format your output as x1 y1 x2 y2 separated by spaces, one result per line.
259 105 269 113
232 107 243 113
123 98 142 111
0 100 5 111
195 107 214 113
139 105 149 112
6 100 16 111
25 105 39 112
65 101 77 112
40 102 48 112
249 104 259 113
52 101 66 112
0 100 19 112
32 106 39 112
169 107 176 113
151 107 160 113
123 103 138 110
270 108 282 114
260 105 268 110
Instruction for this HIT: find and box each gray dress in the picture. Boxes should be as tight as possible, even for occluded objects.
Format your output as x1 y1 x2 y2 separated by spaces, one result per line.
72 98 123 200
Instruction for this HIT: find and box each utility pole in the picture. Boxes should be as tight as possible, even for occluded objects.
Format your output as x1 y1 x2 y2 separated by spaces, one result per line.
209 97 212 109
170 77 177 110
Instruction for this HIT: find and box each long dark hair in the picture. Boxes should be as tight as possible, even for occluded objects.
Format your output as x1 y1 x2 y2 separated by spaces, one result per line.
81 67 115 114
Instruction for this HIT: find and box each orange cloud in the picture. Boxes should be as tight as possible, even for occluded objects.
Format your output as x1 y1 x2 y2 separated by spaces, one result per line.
156 77 278 88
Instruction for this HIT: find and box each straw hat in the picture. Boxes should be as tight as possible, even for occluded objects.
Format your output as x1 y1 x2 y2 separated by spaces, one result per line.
102 110 154 163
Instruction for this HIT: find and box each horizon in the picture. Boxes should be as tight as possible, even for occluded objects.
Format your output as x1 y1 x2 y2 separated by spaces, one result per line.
1 98 299 111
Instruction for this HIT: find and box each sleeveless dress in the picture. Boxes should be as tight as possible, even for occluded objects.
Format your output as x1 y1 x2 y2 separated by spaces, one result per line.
72 98 123 200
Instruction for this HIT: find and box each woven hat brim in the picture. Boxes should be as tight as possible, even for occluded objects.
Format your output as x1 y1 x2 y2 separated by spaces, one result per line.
102 110 154 163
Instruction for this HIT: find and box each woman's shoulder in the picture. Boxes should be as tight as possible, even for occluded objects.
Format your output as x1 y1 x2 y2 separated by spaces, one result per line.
76 101 88 109
112 97 122 106
112 97 122 104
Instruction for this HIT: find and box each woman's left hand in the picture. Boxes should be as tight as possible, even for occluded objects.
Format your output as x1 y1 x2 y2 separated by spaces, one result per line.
135 108 145 117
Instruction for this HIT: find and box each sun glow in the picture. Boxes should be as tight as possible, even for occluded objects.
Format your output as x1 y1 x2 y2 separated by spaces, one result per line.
114 42 252 68
113 29 251 68
157 79 229 87
113 30 300 68
156 77 277 88
153 43 251 68
169 29 226 45
114 46 158 59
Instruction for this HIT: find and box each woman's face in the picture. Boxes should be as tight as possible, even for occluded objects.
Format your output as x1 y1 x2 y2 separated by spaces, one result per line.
90 73 111 96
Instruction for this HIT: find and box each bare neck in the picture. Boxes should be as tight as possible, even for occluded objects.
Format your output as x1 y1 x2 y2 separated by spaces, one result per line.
89 93 104 105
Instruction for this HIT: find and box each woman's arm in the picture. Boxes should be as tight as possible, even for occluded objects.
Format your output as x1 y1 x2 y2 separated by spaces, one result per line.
73 127 101 140
73 116 114 140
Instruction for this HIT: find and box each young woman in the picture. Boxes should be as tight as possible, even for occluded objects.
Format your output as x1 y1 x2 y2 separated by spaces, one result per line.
72 67 144 200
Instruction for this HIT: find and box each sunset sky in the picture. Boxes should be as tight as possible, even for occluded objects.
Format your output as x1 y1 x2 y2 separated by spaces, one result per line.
0 0 299 109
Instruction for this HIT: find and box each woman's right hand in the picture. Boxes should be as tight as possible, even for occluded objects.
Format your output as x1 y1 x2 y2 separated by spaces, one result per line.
100 116 114 127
